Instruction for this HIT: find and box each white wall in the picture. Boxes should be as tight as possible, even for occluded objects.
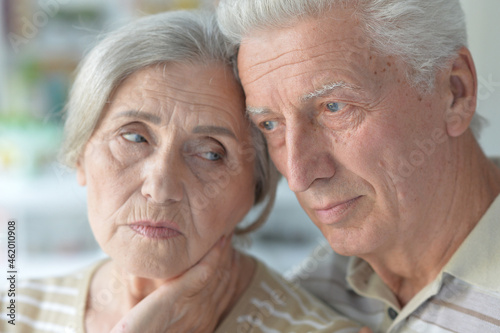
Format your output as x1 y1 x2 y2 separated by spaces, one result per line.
460 0 500 156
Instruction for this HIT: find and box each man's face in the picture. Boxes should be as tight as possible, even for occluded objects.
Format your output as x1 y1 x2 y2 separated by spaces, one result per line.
238 6 454 256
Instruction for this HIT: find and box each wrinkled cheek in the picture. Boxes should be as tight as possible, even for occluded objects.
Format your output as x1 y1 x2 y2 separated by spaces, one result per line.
85 180 118 246
371 147 423 216
84 143 136 244
108 140 143 166
266 146 287 176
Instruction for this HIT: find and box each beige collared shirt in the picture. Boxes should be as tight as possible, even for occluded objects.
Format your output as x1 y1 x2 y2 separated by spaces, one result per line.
294 160 500 332
1 258 361 333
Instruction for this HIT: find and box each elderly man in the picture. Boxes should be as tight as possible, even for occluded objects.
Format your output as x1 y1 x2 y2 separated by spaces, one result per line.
217 0 500 332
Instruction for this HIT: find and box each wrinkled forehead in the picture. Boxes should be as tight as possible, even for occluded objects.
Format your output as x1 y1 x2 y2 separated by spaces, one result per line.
116 62 242 102
236 10 389 106
99 63 249 135
238 7 372 78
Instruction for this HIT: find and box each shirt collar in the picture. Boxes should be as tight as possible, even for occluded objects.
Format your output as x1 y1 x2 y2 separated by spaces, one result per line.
443 192 500 292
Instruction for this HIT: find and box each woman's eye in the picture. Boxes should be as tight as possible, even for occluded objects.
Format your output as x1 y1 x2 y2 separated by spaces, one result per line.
260 120 278 131
122 133 147 143
326 102 347 113
200 151 222 161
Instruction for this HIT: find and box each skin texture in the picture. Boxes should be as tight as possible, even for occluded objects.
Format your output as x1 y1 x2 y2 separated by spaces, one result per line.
77 63 257 331
108 236 244 333
238 5 500 305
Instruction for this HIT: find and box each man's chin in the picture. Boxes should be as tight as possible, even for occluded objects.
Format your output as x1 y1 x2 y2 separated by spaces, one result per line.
320 228 380 257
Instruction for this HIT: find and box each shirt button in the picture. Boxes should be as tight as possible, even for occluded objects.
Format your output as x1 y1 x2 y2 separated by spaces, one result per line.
388 307 398 320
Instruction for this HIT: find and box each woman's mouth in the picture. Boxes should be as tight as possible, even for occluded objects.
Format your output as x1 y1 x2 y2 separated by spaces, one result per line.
129 221 182 239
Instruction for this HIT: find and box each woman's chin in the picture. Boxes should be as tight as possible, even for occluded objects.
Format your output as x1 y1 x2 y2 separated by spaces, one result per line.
112 256 189 281
99 233 194 279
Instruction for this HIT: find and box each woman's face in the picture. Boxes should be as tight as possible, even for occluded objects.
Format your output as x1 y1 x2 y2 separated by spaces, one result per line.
77 63 255 279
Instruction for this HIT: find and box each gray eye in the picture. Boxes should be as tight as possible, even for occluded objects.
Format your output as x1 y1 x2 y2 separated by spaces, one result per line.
261 120 277 131
326 102 341 112
201 151 222 161
325 102 347 113
123 133 147 143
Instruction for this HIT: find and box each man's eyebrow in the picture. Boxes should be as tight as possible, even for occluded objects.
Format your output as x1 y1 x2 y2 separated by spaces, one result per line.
301 81 359 101
192 125 236 139
113 110 161 124
246 106 270 116
245 81 360 116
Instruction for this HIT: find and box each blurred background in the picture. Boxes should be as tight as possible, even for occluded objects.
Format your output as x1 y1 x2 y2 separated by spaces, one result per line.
0 0 499 280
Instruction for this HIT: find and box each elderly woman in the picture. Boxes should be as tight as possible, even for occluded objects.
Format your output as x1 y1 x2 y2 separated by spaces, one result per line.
0 10 363 333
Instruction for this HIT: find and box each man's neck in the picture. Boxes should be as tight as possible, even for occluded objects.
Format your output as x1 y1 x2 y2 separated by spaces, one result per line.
362 132 500 307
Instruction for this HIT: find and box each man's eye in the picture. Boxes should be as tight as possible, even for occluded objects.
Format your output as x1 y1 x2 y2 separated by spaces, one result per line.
200 151 222 161
122 133 147 143
326 102 347 113
260 120 278 131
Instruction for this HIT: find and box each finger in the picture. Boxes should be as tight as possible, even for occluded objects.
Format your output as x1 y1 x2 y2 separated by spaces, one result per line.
211 235 238 297
218 233 234 268
110 288 173 333
213 250 241 317
111 237 235 333
358 327 373 333
199 234 228 269
200 233 234 278
196 234 235 301
173 234 230 296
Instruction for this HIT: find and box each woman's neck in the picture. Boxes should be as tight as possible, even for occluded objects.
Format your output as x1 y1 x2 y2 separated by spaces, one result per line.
85 249 257 331
219 253 257 323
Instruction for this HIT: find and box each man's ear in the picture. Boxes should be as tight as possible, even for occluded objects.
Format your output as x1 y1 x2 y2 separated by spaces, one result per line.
76 158 86 186
445 46 478 137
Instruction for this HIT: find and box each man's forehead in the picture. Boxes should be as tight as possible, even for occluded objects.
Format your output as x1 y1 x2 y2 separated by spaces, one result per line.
238 37 374 99
238 5 367 52
237 14 371 85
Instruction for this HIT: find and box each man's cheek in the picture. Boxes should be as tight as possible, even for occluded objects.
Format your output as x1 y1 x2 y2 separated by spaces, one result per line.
269 148 287 175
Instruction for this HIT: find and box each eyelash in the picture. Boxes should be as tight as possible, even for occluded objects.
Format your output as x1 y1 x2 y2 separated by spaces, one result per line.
199 151 223 161
199 138 226 161
324 101 348 113
122 132 148 143
256 101 349 133
119 126 228 165
260 120 278 132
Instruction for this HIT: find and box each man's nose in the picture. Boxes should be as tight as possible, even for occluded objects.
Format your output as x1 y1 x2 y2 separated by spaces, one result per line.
284 120 336 193
141 147 183 204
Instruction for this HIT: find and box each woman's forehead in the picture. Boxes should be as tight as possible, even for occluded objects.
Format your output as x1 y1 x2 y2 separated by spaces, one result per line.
115 64 242 107
101 64 249 135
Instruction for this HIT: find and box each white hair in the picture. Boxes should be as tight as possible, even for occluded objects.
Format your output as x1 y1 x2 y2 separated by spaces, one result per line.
217 0 485 135
61 10 233 167
59 10 280 233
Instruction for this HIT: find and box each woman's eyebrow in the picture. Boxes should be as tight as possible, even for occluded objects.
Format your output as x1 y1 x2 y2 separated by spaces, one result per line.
192 125 237 139
113 110 162 124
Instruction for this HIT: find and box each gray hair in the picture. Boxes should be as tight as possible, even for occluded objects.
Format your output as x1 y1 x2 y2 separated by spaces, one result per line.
217 0 484 135
59 10 280 233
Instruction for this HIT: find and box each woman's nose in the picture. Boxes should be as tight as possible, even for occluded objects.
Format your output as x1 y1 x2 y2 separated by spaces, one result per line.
141 148 183 204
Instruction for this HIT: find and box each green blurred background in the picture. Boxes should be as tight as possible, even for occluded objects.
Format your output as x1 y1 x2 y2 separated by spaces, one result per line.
0 0 212 177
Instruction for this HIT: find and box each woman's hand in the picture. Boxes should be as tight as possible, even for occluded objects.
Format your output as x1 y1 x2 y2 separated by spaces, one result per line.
359 327 373 333
110 235 239 333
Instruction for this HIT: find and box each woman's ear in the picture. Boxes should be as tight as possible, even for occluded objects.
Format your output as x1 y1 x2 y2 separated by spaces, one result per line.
76 158 86 186
445 47 478 137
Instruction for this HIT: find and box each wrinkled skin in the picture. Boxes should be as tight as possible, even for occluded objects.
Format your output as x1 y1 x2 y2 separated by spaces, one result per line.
236 3 497 307
78 63 256 332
